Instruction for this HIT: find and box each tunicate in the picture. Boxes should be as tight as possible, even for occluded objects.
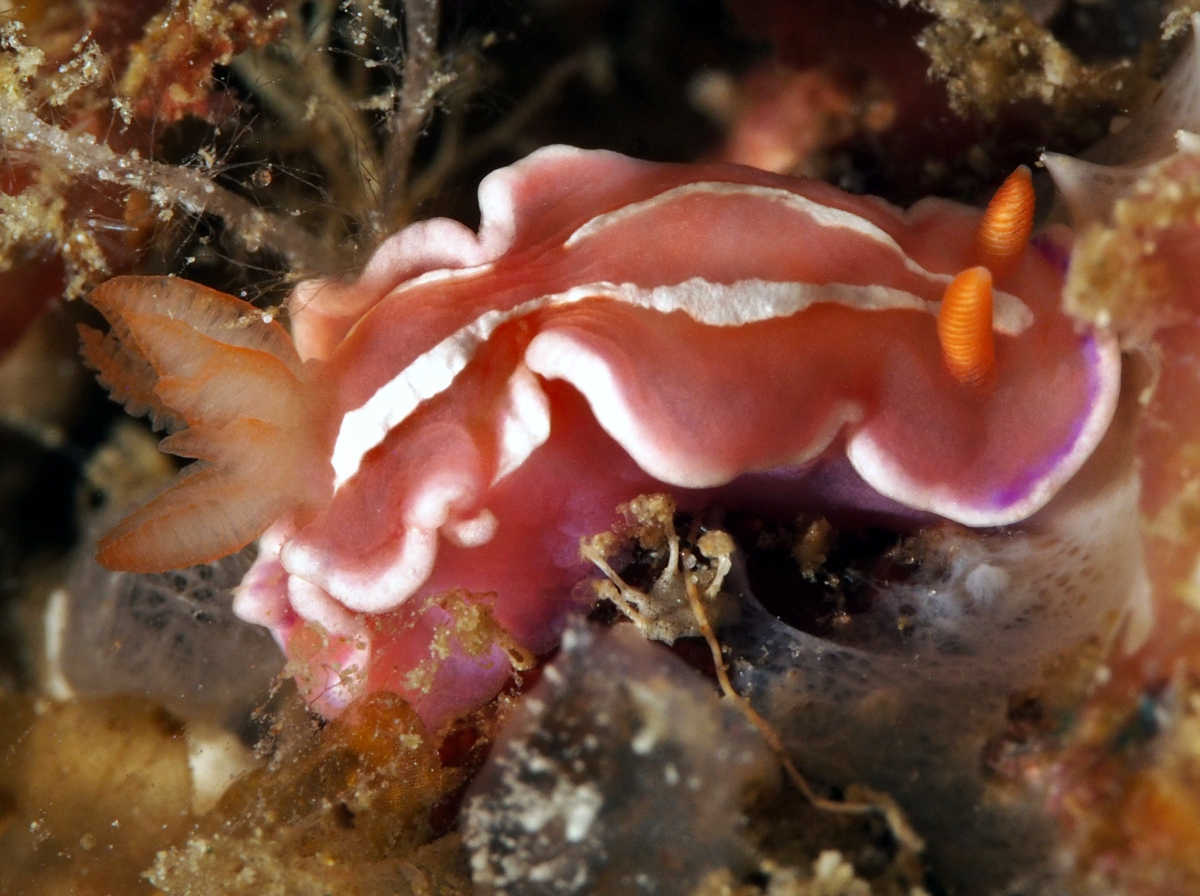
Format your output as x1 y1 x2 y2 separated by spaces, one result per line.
464 622 778 896
58 536 283 732
724 462 1148 893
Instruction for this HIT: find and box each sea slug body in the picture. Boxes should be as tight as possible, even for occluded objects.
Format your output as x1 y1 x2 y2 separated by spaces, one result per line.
81 145 1121 724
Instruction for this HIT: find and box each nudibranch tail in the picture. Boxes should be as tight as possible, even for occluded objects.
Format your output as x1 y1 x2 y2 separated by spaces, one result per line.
80 276 328 573
937 266 995 388
974 165 1035 280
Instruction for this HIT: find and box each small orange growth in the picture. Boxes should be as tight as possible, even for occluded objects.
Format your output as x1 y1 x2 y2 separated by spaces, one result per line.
975 165 1035 280
938 266 995 387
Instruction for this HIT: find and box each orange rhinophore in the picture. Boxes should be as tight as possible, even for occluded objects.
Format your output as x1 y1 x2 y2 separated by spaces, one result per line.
938 266 995 387
975 165 1035 280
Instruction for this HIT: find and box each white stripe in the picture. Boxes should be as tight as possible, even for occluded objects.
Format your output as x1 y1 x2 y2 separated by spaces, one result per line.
565 181 931 283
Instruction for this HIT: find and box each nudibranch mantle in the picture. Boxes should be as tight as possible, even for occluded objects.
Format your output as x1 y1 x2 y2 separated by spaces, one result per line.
83 145 1120 722
330 273 1027 491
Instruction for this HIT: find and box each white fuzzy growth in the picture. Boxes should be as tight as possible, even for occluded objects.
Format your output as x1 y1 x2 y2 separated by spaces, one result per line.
562 783 603 843
963 563 1010 607
187 722 259 815
41 588 75 701
1040 153 1146 227
1176 129 1200 153
1043 128 1200 228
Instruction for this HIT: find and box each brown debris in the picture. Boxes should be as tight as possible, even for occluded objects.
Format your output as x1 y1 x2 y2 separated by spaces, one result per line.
581 496 925 873
1034 70 1200 887
915 0 1150 120
0 0 302 320
149 690 475 896
396 590 537 699
580 493 740 644
118 0 286 125
724 0 1172 202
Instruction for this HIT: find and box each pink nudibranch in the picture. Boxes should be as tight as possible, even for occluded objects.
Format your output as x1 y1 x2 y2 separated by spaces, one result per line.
82 145 1119 724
